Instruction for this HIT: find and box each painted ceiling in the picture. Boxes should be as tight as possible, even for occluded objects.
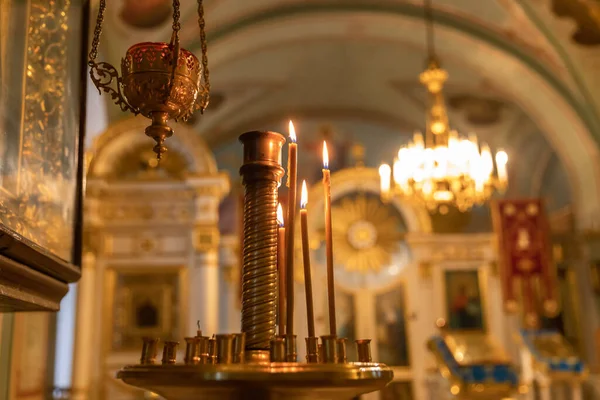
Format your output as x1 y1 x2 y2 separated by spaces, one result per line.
89 0 600 226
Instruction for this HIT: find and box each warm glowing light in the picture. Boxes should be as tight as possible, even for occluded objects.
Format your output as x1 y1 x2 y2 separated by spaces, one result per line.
379 163 391 198
277 203 284 227
300 180 308 209
431 120 445 135
288 120 296 143
323 141 329 169
495 150 508 165
450 385 460 395
385 129 507 211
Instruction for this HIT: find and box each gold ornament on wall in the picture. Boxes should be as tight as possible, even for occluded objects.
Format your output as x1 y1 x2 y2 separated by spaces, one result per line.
332 195 403 274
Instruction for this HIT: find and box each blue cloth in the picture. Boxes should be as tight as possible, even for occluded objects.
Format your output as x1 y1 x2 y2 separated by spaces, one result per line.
519 329 584 375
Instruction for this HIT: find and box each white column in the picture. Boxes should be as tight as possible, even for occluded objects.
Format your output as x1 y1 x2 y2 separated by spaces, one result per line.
71 253 97 400
519 348 534 400
53 283 78 392
190 250 220 336
536 373 551 400
218 236 241 334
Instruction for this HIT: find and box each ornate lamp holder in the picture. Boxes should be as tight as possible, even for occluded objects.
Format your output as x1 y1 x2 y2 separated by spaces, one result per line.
88 0 210 159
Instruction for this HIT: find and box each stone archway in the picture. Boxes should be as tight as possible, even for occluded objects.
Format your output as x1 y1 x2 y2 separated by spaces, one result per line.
86 116 218 179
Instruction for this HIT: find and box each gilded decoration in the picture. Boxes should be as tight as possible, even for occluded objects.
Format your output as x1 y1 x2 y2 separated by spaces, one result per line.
194 225 220 252
331 194 403 273
0 0 81 260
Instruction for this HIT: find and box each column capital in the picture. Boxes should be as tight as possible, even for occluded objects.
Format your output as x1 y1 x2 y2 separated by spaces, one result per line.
193 224 220 253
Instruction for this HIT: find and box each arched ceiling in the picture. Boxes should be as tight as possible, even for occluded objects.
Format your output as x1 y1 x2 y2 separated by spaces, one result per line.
91 0 600 227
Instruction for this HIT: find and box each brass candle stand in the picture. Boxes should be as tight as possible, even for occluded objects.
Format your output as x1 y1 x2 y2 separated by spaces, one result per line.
117 131 393 399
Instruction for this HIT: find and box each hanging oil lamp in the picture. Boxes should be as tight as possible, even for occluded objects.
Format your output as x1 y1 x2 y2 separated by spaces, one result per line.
88 0 210 160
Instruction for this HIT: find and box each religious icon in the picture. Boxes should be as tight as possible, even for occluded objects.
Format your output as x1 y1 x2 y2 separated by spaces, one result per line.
110 270 181 351
135 297 159 328
375 286 410 366
444 270 485 331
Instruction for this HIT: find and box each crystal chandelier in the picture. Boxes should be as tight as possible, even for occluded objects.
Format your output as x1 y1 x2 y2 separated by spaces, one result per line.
379 0 508 213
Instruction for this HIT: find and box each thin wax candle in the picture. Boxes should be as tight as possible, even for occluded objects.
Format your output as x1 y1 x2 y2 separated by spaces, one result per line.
322 142 336 335
300 181 315 338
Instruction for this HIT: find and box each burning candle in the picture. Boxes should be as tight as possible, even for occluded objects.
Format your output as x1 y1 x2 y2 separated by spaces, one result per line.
285 121 297 338
277 203 286 336
322 141 337 335
300 181 315 338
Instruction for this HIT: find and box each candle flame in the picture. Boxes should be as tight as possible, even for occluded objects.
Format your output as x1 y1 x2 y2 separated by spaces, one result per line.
301 180 308 209
323 141 329 169
277 203 284 227
289 120 296 143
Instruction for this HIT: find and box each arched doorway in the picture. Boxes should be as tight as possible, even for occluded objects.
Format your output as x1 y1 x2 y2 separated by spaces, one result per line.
71 117 229 399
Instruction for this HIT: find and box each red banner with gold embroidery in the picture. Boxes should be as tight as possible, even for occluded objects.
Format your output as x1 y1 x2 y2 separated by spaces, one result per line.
491 199 558 327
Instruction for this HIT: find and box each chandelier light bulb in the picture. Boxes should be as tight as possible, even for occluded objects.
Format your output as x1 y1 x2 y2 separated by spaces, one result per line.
379 163 391 200
495 150 508 166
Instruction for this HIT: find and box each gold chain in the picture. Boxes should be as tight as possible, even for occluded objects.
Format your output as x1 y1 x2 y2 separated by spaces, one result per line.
172 0 181 35
88 0 106 64
198 0 210 111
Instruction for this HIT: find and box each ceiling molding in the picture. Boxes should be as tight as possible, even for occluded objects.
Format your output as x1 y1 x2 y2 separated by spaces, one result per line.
205 106 418 148
183 2 599 143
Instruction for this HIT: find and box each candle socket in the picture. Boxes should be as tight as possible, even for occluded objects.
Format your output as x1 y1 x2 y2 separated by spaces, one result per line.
208 337 217 364
356 339 372 363
197 336 210 364
270 336 286 362
336 338 348 364
184 337 201 365
216 334 235 364
285 334 297 362
161 341 179 365
239 131 285 351
305 337 319 363
140 337 159 365
232 333 246 363
321 335 338 364
318 344 324 363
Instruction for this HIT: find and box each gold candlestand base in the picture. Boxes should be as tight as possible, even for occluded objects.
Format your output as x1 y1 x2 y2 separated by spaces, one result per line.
118 361 392 400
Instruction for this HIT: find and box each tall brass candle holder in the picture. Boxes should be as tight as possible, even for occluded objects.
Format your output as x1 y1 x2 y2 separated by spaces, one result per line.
117 131 393 399
88 0 210 160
